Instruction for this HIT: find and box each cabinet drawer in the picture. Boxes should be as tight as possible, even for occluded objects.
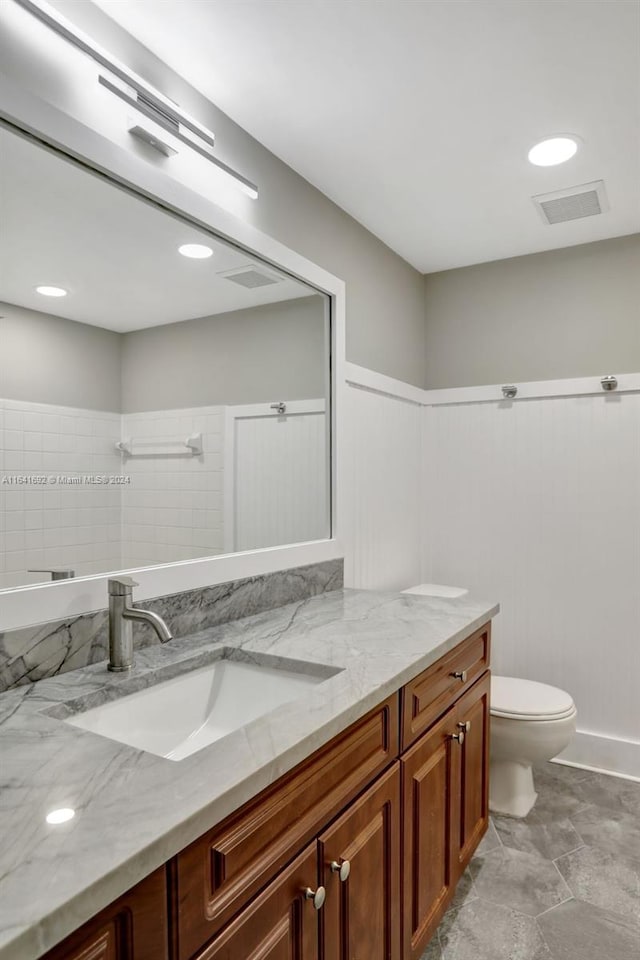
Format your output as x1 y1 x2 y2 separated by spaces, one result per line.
401 623 490 750
176 694 399 960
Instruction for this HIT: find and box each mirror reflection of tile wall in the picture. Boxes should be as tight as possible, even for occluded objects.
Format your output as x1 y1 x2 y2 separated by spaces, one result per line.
0 127 331 589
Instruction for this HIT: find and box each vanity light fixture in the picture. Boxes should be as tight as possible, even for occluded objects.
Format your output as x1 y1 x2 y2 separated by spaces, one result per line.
36 285 67 297
46 807 75 825
528 136 580 167
13 0 259 199
178 243 214 259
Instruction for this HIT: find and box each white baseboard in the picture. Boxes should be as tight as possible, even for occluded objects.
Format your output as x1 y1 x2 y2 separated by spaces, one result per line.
554 729 640 781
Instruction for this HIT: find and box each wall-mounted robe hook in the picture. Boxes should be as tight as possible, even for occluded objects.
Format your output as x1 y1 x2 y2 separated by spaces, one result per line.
600 375 618 391
502 385 517 399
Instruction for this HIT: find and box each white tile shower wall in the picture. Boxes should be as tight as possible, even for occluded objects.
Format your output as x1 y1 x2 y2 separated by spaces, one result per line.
422 394 640 757
342 382 423 590
0 398 122 588
120 406 224 568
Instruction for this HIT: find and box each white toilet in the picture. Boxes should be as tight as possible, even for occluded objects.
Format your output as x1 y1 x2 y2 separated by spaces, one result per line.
490 675 577 818
400 584 577 819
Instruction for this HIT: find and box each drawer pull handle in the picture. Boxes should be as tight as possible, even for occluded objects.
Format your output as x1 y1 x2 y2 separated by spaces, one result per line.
458 720 471 733
451 670 467 682
330 859 351 882
304 886 326 910
451 730 465 745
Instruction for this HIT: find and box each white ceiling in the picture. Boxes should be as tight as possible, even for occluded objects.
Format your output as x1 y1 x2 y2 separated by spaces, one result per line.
0 128 314 331
90 0 640 273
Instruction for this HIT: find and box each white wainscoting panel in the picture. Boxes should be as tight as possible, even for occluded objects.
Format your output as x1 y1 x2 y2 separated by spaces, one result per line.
343 383 422 590
225 401 328 553
423 393 640 773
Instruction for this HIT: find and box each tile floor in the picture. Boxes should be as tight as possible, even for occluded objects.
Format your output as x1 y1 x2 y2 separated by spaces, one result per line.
421 761 640 960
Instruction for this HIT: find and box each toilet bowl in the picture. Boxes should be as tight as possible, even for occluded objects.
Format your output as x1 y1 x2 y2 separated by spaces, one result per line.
490 676 576 818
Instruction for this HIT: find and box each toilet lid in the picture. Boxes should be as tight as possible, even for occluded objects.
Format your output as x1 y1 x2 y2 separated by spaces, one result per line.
491 676 575 721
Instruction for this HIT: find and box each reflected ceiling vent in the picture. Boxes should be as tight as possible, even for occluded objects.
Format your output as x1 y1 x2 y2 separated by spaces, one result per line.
219 266 281 289
532 180 608 225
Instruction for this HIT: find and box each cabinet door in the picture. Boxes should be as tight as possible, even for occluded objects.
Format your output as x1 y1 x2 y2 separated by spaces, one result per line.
192 844 320 960
42 869 168 960
318 763 400 960
401 707 458 960
456 671 491 872
176 696 398 959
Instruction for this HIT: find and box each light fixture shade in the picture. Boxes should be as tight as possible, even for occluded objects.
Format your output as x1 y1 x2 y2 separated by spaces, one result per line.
14 0 259 198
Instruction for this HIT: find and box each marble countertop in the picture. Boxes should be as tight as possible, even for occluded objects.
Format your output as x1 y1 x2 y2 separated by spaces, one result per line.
0 587 498 960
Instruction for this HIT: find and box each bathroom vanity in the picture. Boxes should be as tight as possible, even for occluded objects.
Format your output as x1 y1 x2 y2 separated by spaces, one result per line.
0 590 495 960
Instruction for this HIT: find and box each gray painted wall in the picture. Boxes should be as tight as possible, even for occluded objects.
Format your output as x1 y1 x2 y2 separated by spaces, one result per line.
121 296 327 412
0 1 427 388
0 297 326 412
0 301 121 410
424 235 640 389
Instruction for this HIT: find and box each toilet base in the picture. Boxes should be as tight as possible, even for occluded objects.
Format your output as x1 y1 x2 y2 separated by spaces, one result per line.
489 758 537 818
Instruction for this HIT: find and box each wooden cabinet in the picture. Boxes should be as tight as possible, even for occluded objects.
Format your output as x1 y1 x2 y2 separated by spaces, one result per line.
42 624 492 960
401 708 458 960
401 623 490 751
197 765 401 960
176 695 398 959
456 672 490 873
191 845 320 960
42 869 168 960
401 673 490 960
319 765 400 960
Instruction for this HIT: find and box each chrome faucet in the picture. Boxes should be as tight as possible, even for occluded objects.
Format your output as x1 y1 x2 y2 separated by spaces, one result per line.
107 577 172 672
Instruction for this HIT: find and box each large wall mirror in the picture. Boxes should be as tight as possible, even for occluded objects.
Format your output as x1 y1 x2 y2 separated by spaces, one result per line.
0 125 331 591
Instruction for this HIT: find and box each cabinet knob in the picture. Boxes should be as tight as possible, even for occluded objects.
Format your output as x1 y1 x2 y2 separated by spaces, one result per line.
458 720 471 733
330 859 351 882
451 670 467 682
451 730 465 745
304 886 326 910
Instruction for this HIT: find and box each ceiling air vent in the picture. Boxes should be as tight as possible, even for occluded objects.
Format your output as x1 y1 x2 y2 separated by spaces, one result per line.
532 180 609 225
219 266 281 289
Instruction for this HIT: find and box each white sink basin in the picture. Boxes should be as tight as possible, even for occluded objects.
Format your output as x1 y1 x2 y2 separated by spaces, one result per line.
66 658 326 761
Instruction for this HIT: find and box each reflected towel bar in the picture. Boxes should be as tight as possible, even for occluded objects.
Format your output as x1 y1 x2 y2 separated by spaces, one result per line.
115 433 203 456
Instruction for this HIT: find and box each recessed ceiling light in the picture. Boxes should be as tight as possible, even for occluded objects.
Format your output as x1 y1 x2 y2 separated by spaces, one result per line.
528 136 579 167
46 807 75 825
178 243 213 259
36 285 68 297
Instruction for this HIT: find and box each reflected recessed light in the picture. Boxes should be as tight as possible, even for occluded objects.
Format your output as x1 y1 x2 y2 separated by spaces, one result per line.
528 136 580 167
36 285 68 297
46 807 75 825
178 244 213 259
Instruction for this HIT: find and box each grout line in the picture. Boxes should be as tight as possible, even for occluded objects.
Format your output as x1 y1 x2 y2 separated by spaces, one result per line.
553 843 586 864
535 916 559 959
470 895 543 922
550 858 575 902
536 895 575 919
489 817 505 848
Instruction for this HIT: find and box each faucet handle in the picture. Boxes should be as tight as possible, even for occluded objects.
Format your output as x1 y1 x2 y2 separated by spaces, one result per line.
108 576 139 596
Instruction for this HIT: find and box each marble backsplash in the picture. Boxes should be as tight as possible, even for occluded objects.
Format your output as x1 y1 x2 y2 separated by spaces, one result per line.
0 559 343 692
